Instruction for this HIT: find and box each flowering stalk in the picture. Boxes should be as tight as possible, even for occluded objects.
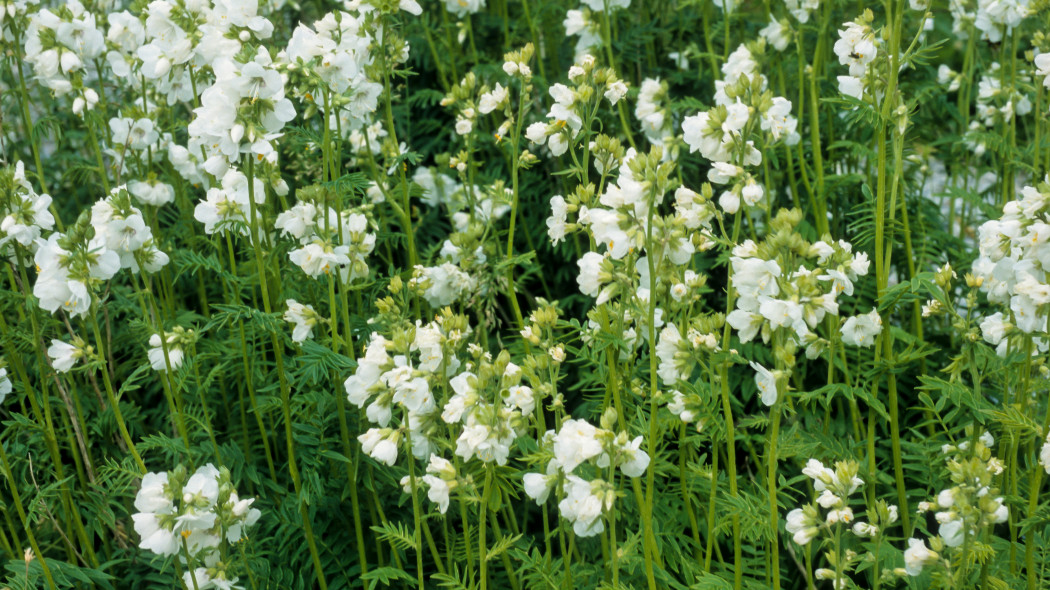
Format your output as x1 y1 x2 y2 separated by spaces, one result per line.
377 15 418 270
329 275 370 576
244 157 328 590
873 0 911 532
478 463 493 590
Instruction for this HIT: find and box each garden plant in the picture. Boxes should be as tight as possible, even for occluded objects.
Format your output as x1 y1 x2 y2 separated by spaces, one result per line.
2 0 1050 588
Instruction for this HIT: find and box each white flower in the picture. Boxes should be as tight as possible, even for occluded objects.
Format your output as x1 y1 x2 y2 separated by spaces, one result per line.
577 251 609 301
48 340 81 373
557 475 606 537
834 20 877 77
1041 433 1050 474
838 75 864 100
786 508 818 545
421 474 451 513
345 334 390 407
284 300 319 343
0 369 9 404
359 429 398 466
904 538 935 576
760 18 791 51
553 419 603 473
414 263 476 307
523 472 554 504
506 385 535 414
132 511 179 556
727 309 763 343
604 80 628 105
289 241 351 278
148 333 184 372
618 436 650 477
841 309 882 347
400 0 423 15
750 361 778 406
656 324 684 384
478 83 508 114
547 195 568 244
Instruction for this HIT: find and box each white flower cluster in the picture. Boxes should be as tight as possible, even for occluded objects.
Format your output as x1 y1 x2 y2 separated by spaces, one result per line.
284 10 383 133
90 186 170 273
193 169 267 239
974 0 1029 43
410 262 478 308
188 47 295 176
942 58 1037 156
973 179 1050 352
526 55 626 157
442 360 533 466
0 162 54 257
347 319 467 467
906 433 1007 577
133 464 261 589
24 1 104 104
350 336 434 465
276 198 376 282
634 79 676 157
834 14 879 101
579 148 711 286
725 216 876 405
523 416 649 537
786 459 869 546
683 42 799 213
408 454 457 514
33 231 118 319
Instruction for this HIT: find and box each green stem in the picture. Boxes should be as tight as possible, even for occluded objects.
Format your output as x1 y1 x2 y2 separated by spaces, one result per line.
479 464 494 590
244 158 328 590
767 403 782 590
89 315 146 473
0 441 57 589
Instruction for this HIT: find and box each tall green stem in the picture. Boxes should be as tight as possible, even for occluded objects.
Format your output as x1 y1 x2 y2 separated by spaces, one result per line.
244 158 328 589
